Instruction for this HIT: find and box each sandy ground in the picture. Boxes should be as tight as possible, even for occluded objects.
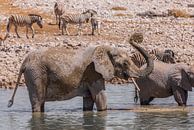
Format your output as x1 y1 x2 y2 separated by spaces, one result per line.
0 0 194 88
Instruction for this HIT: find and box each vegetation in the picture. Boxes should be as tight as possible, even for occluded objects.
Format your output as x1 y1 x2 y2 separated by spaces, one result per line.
168 9 191 18
111 6 127 11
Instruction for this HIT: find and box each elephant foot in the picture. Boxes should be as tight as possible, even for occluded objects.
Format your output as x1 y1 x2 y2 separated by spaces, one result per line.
140 97 154 105
140 101 150 105
32 103 45 113
178 103 186 106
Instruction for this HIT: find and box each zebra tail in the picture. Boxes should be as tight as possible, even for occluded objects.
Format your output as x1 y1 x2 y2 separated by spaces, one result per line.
58 18 61 29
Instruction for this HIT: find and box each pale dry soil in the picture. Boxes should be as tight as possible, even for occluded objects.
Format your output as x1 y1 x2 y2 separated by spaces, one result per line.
0 0 194 88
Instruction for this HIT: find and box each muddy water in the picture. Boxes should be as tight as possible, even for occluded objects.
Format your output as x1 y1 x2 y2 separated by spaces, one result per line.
1 84 194 130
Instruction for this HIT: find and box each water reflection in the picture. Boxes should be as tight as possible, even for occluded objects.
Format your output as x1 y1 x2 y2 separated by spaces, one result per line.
28 111 107 130
133 112 191 129
1 85 194 130
82 111 107 130
28 113 46 130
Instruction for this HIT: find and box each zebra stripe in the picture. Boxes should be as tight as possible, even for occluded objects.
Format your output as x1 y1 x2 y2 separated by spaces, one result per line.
150 49 175 63
131 48 175 68
6 14 43 38
131 51 158 68
59 9 97 35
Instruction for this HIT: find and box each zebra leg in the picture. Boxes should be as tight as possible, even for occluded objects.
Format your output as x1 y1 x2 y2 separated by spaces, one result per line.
14 25 20 38
97 22 101 35
65 24 70 35
78 23 82 35
61 23 64 35
30 26 35 38
26 27 29 39
58 16 62 30
56 15 58 24
91 24 95 35
134 87 139 103
6 22 11 37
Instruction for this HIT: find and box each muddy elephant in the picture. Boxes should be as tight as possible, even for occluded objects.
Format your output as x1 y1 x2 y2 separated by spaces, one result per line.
135 61 194 106
8 33 153 112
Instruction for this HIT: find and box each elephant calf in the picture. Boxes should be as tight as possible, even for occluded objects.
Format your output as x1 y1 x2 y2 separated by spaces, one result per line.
8 33 154 112
136 61 194 106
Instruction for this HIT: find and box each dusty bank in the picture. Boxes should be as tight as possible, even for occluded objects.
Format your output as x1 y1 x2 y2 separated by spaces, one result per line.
0 0 194 88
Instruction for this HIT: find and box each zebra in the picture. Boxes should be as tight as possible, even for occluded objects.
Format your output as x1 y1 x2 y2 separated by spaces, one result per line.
54 2 65 24
131 48 175 68
150 49 175 63
59 9 97 35
131 48 176 103
6 14 43 38
91 16 101 35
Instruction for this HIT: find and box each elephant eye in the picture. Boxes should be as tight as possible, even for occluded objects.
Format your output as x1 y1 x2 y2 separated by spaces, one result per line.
123 61 129 68
188 72 193 77
117 63 123 68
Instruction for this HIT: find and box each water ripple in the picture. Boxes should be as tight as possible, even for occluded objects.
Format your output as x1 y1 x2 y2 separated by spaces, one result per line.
1 84 194 130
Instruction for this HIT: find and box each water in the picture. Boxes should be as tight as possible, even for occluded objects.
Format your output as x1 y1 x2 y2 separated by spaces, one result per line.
1 84 194 130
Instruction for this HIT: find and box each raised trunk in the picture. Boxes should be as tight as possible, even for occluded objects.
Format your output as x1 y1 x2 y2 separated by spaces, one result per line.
129 33 154 77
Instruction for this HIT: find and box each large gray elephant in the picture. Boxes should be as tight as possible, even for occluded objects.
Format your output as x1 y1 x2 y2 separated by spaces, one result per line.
8 33 154 112
135 61 194 106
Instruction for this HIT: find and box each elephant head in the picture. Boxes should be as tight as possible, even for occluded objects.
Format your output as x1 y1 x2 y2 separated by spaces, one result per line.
92 32 154 81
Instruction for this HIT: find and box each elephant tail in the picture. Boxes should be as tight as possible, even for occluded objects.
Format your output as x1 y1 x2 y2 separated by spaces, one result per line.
8 62 26 108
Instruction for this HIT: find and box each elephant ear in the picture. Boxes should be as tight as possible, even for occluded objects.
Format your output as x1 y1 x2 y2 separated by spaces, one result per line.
92 46 114 80
179 69 192 91
172 69 192 91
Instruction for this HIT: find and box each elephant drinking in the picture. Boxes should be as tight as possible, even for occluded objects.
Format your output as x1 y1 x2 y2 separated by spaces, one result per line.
135 61 194 106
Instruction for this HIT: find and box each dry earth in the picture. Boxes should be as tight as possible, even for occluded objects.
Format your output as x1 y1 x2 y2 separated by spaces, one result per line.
0 0 194 88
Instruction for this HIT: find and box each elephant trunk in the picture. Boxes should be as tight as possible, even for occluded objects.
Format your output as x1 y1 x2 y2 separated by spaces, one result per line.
129 32 154 77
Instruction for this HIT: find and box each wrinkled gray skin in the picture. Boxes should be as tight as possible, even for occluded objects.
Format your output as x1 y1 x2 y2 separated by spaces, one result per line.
8 33 154 112
136 61 194 106
134 48 176 103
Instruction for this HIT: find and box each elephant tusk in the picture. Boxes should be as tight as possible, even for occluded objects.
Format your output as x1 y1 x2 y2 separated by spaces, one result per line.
131 78 140 91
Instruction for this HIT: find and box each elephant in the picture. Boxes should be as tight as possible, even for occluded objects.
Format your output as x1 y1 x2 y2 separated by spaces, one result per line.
132 48 176 103
8 32 154 112
135 61 194 106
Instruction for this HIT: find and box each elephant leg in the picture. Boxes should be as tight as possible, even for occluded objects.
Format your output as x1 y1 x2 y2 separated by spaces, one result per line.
173 86 188 106
83 95 94 111
27 80 46 112
25 71 46 112
89 79 107 111
140 97 154 105
94 90 107 111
